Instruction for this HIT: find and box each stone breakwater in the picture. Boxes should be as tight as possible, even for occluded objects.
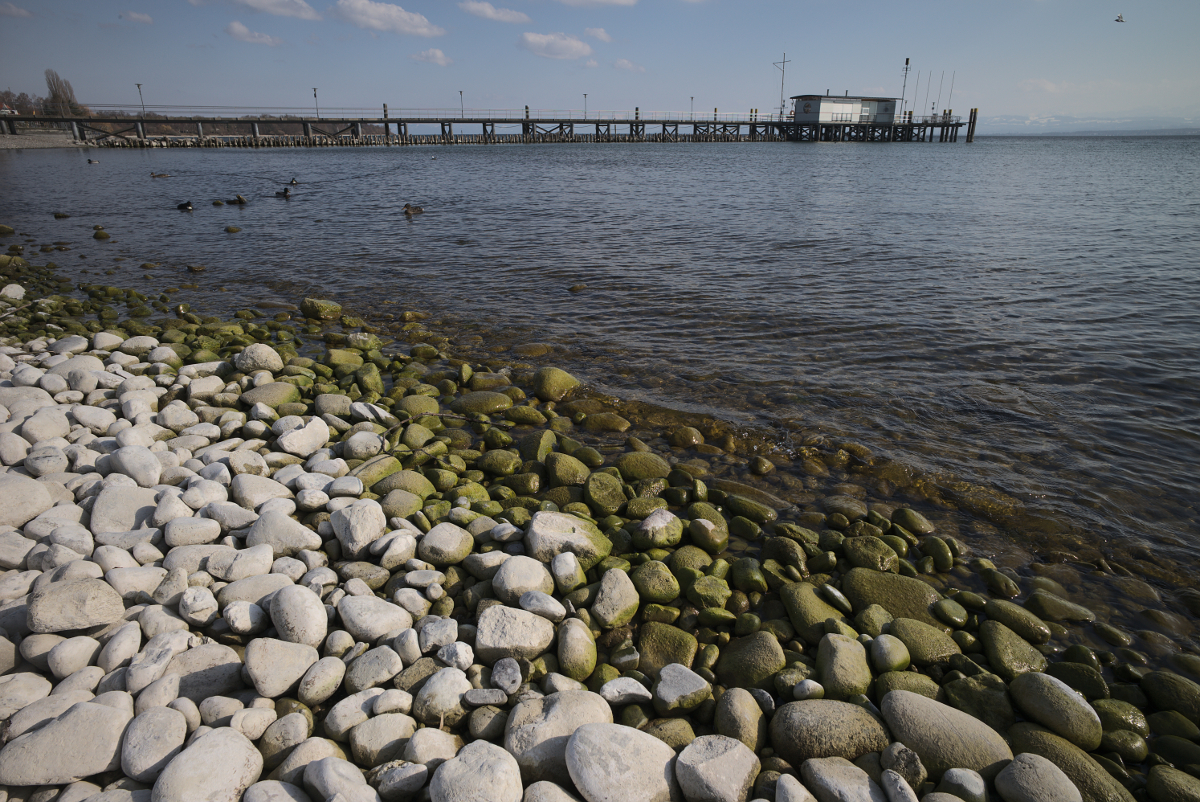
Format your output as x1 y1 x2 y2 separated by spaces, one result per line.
0 238 1199 802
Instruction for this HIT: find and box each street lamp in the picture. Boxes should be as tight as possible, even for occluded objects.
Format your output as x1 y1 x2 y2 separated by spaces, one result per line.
459 91 464 119
690 97 694 120
136 83 146 117
583 94 587 119
313 88 319 119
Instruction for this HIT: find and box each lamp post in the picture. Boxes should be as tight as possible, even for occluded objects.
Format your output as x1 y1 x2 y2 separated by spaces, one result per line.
690 96 694 120
136 83 146 117
459 91 464 119
313 88 319 119
583 94 587 119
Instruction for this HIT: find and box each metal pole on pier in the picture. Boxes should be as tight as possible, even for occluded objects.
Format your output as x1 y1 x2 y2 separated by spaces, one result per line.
773 53 791 118
136 84 146 117
313 88 319 119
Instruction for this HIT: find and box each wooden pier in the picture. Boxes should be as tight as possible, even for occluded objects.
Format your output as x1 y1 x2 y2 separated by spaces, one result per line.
0 111 969 148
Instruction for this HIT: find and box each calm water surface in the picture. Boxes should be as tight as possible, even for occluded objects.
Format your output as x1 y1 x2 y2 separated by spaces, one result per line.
1 137 1197 573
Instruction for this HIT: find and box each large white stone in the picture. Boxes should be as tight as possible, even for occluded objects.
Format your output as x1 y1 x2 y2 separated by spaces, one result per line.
504 690 613 786
152 726 263 802
245 638 320 698
474 605 555 664
337 595 412 643
276 417 330 458
122 706 188 783
270 584 328 648
430 740 523 802
0 700 134 785
566 722 681 802
0 473 53 528
674 735 761 802
331 499 387 560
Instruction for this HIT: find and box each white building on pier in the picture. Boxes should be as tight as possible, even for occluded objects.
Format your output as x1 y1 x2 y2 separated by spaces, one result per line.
791 93 899 125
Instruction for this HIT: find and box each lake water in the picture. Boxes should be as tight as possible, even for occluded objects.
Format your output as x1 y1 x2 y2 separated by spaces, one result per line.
1 136 1197 583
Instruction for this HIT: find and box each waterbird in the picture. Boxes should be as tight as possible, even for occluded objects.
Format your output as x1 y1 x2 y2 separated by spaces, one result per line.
1115 13 1125 21
229 194 248 205
404 203 424 215
87 159 98 164
289 178 299 185
276 187 291 198
177 201 193 211
151 172 171 178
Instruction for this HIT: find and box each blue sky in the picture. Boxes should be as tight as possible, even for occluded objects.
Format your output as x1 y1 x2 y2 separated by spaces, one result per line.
1 0 1197 126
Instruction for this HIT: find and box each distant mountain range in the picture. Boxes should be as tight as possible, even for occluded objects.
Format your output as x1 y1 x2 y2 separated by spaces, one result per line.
978 114 1200 136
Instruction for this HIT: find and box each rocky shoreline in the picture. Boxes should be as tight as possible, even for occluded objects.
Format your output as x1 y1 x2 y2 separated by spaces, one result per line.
0 223 1199 802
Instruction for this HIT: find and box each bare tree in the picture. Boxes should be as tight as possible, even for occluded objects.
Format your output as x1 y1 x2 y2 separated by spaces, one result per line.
43 69 85 116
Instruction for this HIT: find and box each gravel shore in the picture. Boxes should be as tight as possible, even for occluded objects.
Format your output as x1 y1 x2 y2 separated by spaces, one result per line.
0 225 1198 801
0 132 83 150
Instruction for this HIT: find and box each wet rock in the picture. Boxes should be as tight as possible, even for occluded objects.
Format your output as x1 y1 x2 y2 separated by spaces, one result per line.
770 700 890 766
880 690 1012 781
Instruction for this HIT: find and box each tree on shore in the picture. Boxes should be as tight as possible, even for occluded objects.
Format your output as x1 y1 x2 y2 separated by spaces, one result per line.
42 69 87 116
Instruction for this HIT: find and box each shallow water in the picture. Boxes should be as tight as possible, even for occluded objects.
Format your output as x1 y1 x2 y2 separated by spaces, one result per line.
1 136 1198 577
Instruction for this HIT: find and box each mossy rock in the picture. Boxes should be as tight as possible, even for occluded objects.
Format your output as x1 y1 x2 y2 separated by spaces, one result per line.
301 297 342 320
781 581 850 645
451 391 513 415
840 568 944 629
240 382 301 408
716 631 786 691
638 622 699 679
531 366 580 402
613 452 671 483
630 561 680 604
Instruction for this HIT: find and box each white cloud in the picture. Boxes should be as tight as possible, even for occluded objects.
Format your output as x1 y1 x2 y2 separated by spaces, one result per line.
0 2 32 17
226 20 284 45
585 27 611 42
519 31 592 59
613 58 644 72
584 59 598 68
234 0 320 19
411 48 452 66
555 0 635 6
186 0 320 19
332 0 444 36
121 11 153 23
1021 78 1071 94
459 1 529 23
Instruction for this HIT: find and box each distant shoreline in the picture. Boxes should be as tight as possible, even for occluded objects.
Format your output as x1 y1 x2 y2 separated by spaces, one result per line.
0 131 83 149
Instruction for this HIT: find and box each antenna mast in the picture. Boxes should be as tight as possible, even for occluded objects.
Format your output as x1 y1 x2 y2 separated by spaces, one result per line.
774 53 791 119
900 58 911 117
946 71 956 110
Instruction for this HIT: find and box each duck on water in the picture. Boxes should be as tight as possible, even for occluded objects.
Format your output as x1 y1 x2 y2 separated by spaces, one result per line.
404 203 424 215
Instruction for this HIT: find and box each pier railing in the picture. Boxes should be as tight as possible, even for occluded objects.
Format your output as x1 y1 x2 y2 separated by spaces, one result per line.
77 104 792 124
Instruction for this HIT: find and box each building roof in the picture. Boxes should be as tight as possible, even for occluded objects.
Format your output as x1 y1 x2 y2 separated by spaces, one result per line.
790 95 899 102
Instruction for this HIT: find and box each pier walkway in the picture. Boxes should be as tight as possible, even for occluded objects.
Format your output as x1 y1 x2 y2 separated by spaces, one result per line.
0 107 976 148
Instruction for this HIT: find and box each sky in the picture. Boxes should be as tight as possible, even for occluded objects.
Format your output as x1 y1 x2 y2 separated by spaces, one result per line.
1 0 1198 129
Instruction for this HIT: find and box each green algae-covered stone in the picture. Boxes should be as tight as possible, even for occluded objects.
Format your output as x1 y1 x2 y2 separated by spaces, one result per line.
546 452 590 487
351 455 402 489
1141 671 1200 725
394 394 441 418
583 472 626 518
477 449 522 476
781 581 849 645
240 382 301 408
892 508 935 535
630 561 680 604
841 568 944 630
518 430 556 463
888 618 961 667
842 536 898 573
875 671 941 701
301 298 342 320
451 391 513 415
373 470 436 499
613 452 671 483
716 631 786 691
942 672 1015 735
1009 723 1136 802
687 576 731 610
979 620 1047 682
986 599 1052 645
531 366 580 402
639 622 698 679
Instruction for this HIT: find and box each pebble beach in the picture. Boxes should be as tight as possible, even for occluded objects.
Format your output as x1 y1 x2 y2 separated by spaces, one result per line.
1 218 1200 802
